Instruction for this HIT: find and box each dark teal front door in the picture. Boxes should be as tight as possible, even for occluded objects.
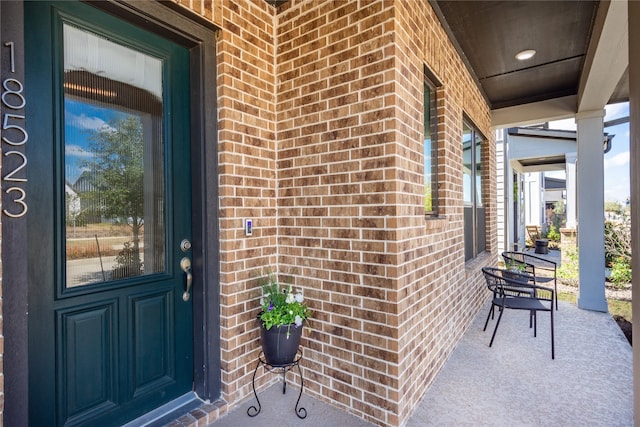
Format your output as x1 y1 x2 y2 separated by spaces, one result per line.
25 2 194 425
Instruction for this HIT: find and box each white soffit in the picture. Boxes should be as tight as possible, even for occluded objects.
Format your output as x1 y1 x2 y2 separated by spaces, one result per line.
491 95 576 129
508 135 577 161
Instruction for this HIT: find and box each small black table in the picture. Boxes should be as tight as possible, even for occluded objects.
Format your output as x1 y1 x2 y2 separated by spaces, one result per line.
247 350 307 419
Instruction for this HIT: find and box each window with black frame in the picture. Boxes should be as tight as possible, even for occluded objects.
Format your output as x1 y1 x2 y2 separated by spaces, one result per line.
424 68 441 216
463 120 486 261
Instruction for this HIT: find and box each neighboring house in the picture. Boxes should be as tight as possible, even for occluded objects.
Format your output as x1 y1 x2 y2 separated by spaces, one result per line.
496 127 576 252
0 1 636 427
72 170 104 224
497 126 614 254
64 181 81 220
544 176 567 226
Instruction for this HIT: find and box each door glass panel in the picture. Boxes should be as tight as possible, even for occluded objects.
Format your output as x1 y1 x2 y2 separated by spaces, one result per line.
63 23 165 287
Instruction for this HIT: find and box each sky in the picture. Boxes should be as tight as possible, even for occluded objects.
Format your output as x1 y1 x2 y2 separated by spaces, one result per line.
549 101 630 204
65 99 126 184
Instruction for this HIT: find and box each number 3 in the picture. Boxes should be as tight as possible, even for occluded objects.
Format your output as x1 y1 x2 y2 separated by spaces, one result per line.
4 186 27 217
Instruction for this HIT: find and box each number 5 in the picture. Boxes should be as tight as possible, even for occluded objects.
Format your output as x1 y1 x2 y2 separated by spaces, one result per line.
2 113 28 145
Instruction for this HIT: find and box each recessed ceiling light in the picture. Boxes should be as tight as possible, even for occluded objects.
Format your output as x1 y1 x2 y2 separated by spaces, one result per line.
515 49 536 61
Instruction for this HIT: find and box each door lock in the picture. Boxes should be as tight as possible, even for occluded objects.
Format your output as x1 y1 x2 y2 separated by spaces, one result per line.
180 239 192 252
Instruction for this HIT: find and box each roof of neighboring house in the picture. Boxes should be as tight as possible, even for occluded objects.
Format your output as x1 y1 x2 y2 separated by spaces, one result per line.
505 127 578 173
544 177 566 190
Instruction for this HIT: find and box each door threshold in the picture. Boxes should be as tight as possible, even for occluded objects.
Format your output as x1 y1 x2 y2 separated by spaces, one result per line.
122 392 204 427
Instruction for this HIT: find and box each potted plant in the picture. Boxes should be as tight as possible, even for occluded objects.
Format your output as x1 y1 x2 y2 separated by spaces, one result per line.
504 258 527 273
257 272 311 366
503 258 530 283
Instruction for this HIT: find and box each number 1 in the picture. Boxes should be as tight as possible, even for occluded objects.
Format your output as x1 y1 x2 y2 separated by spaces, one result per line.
4 42 15 73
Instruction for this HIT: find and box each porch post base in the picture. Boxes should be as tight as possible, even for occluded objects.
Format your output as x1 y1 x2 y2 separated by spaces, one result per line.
577 296 608 313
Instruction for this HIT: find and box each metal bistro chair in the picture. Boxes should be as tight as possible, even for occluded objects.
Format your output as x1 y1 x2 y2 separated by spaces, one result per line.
482 267 555 359
502 251 558 310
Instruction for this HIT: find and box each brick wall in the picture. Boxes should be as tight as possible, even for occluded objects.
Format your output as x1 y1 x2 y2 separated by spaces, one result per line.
180 0 495 426
0 0 496 425
0 0 498 425
209 0 282 406
392 2 494 424
276 1 402 423
274 1 495 426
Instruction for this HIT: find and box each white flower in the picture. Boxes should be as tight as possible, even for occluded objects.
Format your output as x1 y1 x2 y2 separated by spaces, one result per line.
289 310 293 315
294 315 303 327
295 293 304 303
286 293 295 304
260 297 265 306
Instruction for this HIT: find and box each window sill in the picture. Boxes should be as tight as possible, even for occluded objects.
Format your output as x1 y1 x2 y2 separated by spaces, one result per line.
464 251 494 276
424 214 448 230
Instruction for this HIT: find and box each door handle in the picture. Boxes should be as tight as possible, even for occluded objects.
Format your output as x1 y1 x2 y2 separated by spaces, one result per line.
180 257 192 302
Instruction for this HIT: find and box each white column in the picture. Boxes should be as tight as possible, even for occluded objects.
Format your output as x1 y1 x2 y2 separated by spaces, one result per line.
628 1 640 416
575 110 608 312
564 152 577 228
524 173 541 226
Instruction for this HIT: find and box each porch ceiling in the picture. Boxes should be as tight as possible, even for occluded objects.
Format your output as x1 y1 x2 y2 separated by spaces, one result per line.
431 1 629 127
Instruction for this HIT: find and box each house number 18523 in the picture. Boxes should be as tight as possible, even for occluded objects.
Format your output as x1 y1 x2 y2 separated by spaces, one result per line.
2 41 28 218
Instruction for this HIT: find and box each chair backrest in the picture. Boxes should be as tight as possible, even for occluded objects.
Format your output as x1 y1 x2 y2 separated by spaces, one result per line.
482 267 502 292
526 225 541 242
482 267 534 296
502 250 556 273
501 252 535 275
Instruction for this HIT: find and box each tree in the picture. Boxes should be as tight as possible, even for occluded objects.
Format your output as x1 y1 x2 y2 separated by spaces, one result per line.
604 201 623 214
424 185 432 212
605 216 632 266
82 115 144 276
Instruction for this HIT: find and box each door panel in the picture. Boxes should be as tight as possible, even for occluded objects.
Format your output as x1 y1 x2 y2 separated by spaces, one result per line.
58 302 118 423
25 2 193 425
131 289 175 396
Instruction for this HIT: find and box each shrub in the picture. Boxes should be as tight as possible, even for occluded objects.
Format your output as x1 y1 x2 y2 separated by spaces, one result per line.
609 257 632 288
558 246 579 286
547 224 560 242
605 217 631 267
111 241 143 279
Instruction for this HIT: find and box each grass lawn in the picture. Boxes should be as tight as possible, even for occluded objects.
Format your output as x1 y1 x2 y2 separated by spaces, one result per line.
558 291 631 321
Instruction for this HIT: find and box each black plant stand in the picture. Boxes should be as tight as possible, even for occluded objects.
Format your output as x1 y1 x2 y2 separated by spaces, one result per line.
247 350 307 419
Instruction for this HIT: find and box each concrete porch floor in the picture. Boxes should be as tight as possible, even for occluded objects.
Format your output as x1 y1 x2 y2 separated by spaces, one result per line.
207 297 633 427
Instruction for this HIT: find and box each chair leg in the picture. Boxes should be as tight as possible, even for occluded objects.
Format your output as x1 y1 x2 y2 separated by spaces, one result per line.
529 310 533 328
483 304 494 331
551 307 555 359
489 307 504 347
533 312 537 337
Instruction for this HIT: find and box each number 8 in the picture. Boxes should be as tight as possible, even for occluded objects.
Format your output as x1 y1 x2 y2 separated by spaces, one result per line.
2 78 26 110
